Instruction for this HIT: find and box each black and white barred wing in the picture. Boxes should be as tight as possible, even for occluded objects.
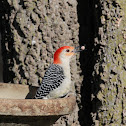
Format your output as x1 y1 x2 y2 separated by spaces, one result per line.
34 64 65 99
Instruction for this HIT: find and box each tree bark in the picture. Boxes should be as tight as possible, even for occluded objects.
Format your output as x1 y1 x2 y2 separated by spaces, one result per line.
92 0 126 125
1 0 81 125
1 0 126 125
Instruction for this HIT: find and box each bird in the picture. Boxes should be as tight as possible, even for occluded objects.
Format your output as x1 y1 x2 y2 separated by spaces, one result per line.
34 46 85 99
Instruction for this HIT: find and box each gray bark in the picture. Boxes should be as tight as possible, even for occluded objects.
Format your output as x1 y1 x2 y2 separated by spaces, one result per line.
92 0 126 125
1 0 126 125
1 0 81 125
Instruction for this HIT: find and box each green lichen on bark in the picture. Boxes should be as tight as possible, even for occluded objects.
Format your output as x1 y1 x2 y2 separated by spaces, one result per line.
92 0 126 125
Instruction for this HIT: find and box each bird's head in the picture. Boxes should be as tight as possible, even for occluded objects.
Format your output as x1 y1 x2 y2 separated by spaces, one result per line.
53 46 85 64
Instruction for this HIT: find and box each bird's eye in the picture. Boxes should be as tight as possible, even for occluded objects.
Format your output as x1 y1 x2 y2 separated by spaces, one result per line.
66 49 70 52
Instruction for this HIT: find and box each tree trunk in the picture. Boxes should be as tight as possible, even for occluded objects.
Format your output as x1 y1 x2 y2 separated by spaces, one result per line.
77 0 126 125
1 0 81 126
1 0 126 125
91 0 126 125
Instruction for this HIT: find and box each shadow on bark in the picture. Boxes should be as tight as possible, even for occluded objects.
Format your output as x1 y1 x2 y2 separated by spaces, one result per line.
0 1 15 82
77 0 103 125
1 1 26 83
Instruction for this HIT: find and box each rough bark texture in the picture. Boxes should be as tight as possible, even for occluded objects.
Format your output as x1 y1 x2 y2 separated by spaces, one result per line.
91 0 126 125
1 0 126 125
77 0 126 125
1 0 79 86
1 0 81 126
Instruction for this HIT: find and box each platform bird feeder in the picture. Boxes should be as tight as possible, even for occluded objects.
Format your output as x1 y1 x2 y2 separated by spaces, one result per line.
0 83 76 126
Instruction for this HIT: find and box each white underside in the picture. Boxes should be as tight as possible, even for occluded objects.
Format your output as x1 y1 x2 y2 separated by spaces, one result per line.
46 55 74 99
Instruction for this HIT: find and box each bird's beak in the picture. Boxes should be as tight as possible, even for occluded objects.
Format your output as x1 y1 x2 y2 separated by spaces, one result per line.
72 46 86 53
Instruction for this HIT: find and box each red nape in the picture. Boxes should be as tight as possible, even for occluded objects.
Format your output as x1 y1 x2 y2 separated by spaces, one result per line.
53 46 71 64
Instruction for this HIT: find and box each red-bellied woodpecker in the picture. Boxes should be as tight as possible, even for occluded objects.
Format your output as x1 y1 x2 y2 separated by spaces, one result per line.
34 46 85 99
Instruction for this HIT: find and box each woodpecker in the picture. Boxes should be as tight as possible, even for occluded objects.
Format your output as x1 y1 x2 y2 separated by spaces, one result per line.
34 46 85 99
